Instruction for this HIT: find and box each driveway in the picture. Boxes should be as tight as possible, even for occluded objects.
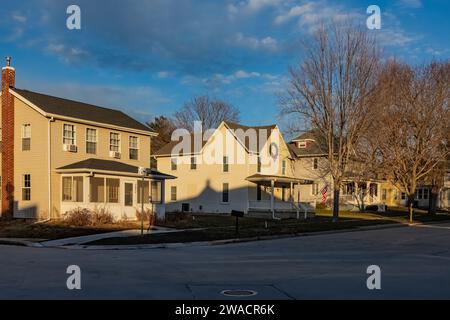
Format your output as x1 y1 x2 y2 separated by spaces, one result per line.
1 222 449 299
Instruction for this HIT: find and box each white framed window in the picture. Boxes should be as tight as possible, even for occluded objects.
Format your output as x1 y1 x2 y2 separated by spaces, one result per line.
171 186 177 201
313 158 319 170
401 192 407 200
312 183 319 196
423 188 429 200
171 158 177 171
298 141 307 148
110 132 120 152
223 156 229 173
282 160 287 175
190 156 197 170
222 183 229 203
22 174 31 201
129 136 139 160
21 124 31 151
86 128 97 154
63 124 76 145
62 176 84 202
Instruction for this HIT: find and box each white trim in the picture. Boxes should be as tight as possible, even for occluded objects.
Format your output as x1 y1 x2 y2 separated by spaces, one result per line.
9 89 156 136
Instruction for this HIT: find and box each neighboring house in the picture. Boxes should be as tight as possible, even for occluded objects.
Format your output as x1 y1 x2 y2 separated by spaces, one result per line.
0 58 174 220
154 121 314 218
288 131 383 210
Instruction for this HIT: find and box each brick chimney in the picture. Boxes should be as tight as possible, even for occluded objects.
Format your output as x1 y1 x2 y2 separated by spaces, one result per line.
1 57 15 218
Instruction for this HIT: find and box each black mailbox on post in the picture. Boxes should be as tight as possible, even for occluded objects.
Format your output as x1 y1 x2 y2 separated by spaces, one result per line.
231 210 244 218
231 210 244 238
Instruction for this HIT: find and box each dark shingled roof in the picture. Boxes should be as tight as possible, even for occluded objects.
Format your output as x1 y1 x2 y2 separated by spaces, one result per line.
57 158 175 179
288 129 327 157
154 121 277 156
13 88 152 132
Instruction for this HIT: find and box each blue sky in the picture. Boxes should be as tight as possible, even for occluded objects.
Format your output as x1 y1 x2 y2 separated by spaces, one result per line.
1 0 449 132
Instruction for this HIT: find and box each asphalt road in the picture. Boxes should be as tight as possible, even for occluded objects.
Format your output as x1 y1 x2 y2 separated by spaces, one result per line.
1 223 450 299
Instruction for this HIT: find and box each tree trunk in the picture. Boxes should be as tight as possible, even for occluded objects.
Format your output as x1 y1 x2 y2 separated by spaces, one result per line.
333 187 340 223
408 196 414 224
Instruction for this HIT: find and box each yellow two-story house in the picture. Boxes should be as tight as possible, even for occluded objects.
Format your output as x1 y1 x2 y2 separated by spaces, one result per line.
0 59 174 220
154 121 314 218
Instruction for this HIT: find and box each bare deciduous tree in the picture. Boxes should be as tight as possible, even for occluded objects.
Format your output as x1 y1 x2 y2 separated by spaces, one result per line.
372 60 450 222
280 22 380 221
174 95 240 132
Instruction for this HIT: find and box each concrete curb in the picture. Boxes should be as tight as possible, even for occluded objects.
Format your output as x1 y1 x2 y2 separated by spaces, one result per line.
52 222 411 250
1 220 447 250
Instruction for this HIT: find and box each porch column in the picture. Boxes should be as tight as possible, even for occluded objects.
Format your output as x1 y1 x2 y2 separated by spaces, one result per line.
290 182 293 205
270 179 275 219
161 179 166 205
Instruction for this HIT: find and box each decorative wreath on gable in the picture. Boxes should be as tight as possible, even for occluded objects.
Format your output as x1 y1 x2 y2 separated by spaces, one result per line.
269 142 279 159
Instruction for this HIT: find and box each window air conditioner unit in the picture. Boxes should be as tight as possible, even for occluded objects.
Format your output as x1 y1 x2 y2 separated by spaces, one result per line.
109 151 121 159
63 144 78 152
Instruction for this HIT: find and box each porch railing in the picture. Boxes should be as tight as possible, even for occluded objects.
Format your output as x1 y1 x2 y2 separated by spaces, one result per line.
248 200 296 211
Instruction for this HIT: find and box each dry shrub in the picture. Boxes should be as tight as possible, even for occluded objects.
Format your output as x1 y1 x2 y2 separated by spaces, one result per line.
136 209 156 226
64 207 114 226
64 208 91 226
91 207 115 225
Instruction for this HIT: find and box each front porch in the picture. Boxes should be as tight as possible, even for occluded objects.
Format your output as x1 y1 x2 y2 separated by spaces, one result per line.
56 159 176 221
246 174 315 219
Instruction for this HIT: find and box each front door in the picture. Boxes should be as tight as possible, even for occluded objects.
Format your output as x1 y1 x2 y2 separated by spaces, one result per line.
123 181 136 219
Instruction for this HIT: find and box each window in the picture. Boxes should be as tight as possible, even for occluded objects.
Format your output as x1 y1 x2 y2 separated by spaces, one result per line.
62 176 83 202
151 181 161 203
171 158 177 171
382 189 387 201
401 192 407 200
110 132 120 152
171 186 177 201
21 124 31 151
312 183 319 196
86 128 97 154
282 160 287 175
393 189 399 201
106 179 119 203
423 188 429 200
124 183 133 206
129 136 139 160
223 156 229 173
298 141 307 148
22 174 31 201
416 188 423 200
63 124 75 145
90 177 105 203
257 184 262 201
313 158 319 170
137 180 150 204
257 156 262 173
190 157 197 170
222 183 229 203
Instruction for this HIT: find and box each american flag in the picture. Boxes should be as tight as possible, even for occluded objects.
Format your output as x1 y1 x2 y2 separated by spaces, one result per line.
320 185 328 204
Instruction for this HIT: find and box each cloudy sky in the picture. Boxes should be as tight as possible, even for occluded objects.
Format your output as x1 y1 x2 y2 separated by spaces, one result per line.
1 0 449 130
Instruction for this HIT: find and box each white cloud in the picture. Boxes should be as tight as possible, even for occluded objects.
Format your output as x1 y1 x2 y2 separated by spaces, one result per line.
46 43 89 64
274 3 314 24
232 33 279 52
246 0 282 12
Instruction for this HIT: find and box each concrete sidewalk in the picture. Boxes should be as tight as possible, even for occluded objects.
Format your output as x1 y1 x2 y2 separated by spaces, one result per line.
39 227 188 247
